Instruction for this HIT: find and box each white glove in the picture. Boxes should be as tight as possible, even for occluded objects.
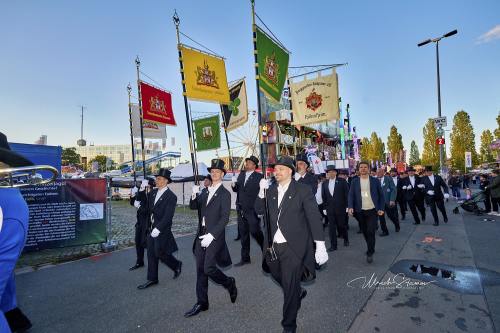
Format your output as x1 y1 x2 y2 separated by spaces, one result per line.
199 233 215 248
133 200 141 209
427 190 435 196
322 209 327 215
231 176 237 184
406 185 413 190
151 228 160 238
346 207 349 213
314 241 328 265
191 185 201 200
131 186 139 196
402 186 407 190
444 193 450 199
258 178 270 198
417 184 425 189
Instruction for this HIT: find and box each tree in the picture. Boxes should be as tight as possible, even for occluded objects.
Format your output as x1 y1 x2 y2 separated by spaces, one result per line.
62 147 80 166
479 129 494 163
421 118 440 170
387 125 404 162
88 155 115 172
409 140 421 166
359 137 370 161
369 132 385 162
495 113 500 140
450 110 478 169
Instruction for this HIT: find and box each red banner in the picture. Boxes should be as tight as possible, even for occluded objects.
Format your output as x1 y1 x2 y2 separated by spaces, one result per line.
140 81 176 125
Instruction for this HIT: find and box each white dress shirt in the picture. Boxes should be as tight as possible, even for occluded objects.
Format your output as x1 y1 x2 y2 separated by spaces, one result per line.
428 174 435 186
409 176 415 188
244 170 254 186
274 180 291 243
294 172 306 181
392 176 398 186
154 186 168 205
203 182 223 228
328 178 336 196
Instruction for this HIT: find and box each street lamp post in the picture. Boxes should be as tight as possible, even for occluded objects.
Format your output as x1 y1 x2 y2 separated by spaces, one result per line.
418 29 457 175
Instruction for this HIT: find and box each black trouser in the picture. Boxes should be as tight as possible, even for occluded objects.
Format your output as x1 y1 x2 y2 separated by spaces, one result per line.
267 242 303 332
240 209 264 262
358 209 378 256
195 240 232 306
235 208 242 239
328 212 348 248
146 235 181 282
379 204 400 233
397 198 407 219
407 199 425 223
428 198 447 224
492 197 499 212
484 194 492 212
134 222 147 265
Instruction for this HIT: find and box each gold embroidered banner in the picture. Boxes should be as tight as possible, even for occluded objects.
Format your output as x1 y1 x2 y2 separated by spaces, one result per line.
180 45 230 104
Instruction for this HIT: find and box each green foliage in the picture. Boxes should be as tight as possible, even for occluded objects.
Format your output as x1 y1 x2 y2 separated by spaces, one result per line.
421 118 440 170
450 110 478 169
387 125 404 162
409 140 421 166
479 129 495 163
62 147 80 166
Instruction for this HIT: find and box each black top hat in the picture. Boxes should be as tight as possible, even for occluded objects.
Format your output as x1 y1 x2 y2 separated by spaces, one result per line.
245 155 259 167
204 174 212 182
154 168 172 183
407 166 416 172
207 159 227 174
0 132 34 168
390 168 397 173
425 165 433 172
338 169 348 175
271 156 296 174
147 177 156 187
326 165 337 172
371 167 378 172
295 154 310 167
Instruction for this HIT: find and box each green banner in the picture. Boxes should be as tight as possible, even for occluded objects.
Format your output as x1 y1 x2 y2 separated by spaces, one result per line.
193 115 220 151
256 26 289 103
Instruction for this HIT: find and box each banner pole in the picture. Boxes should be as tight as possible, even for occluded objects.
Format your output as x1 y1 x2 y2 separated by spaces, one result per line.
173 11 199 184
127 83 137 184
220 104 235 175
188 103 199 178
135 57 147 179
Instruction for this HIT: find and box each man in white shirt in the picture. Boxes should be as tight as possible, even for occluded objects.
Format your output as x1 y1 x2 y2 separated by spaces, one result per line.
255 156 327 333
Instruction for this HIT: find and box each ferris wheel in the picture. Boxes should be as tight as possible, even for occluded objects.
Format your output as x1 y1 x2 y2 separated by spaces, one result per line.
215 109 260 171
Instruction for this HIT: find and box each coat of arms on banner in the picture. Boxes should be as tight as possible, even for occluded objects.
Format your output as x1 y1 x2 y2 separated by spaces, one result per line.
149 96 167 114
196 60 220 89
264 52 279 85
305 89 322 111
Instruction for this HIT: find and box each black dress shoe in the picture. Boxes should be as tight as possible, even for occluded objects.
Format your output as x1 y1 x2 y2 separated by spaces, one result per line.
327 246 337 252
395 226 400 232
184 303 208 318
173 261 182 279
129 263 144 271
433 222 439 226
227 277 237 303
357 230 363 234
367 255 373 263
234 260 251 267
379 232 389 237
344 240 349 246
234 236 241 241
298 288 307 310
413 222 420 225
444 218 448 223
137 280 158 289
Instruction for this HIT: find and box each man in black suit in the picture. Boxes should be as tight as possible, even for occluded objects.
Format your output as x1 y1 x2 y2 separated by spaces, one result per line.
231 155 264 266
390 168 407 220
255 156 327 333
185 159 237 318
129 178 155 271
294 154 317 194
137 169 182 289
422 166 450 225
317 165 350 251
401 166 426 224
348 161 385 263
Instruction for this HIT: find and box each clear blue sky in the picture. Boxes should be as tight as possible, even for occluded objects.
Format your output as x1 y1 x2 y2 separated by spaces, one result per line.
1 0 499 163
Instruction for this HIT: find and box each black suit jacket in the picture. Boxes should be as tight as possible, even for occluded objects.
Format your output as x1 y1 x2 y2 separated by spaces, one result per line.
392 177 405 202
423 174 449 202
148 188 178 255
190 184 232 268
296 172 318 195
401 176 425 201
232 171 263 211
255 179 324 280
321 178 349 216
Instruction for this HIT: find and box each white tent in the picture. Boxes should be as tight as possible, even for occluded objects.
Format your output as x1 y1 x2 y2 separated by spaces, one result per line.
170 162 209 180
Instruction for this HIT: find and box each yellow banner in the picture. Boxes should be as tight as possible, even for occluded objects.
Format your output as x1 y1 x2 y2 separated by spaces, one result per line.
290 71 339 126
180 45 230 104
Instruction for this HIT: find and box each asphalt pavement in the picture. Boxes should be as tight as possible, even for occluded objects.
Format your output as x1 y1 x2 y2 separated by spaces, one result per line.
15 200 500 333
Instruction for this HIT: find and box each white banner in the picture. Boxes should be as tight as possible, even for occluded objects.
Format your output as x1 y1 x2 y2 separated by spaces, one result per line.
465 151 472 168
131 104 167 139
290 71 339 126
